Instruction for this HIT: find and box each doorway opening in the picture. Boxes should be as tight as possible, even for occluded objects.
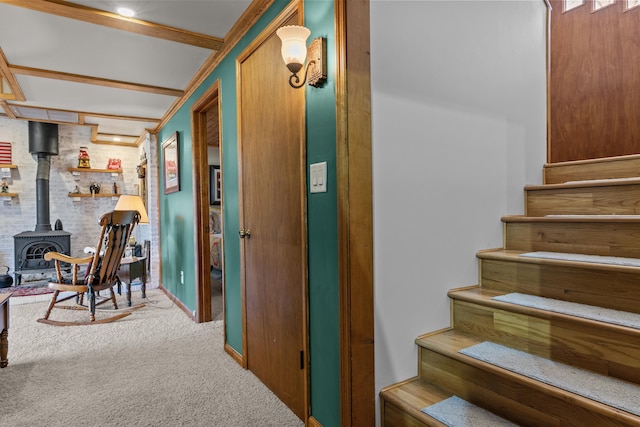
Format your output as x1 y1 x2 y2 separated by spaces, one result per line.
191 80 224 323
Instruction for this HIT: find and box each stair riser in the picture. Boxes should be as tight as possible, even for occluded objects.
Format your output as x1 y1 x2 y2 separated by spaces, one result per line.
480 258 640 314
525 185 640 216
381 401 435 427
452 300 640 384
504 222 640 257
544 156 640 185
419 348 639 427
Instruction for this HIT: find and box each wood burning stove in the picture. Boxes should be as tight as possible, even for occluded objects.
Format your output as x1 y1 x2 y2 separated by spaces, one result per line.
12 121 71 285
13 231 71 285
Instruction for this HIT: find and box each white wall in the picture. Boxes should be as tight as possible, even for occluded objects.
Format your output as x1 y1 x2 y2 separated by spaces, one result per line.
371 0 547 421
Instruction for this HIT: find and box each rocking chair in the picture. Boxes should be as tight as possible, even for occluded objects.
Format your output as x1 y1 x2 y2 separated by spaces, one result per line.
37 210 144 326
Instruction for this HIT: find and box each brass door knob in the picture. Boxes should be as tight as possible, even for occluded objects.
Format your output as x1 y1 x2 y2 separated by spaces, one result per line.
239 229 251 239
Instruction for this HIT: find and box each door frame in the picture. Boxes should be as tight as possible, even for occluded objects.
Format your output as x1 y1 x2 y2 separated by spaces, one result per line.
335 0 375 424
191 79 222 323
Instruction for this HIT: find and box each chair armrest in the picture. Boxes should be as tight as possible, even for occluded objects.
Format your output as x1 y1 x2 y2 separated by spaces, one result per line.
44 252 93 265
45 252 94 286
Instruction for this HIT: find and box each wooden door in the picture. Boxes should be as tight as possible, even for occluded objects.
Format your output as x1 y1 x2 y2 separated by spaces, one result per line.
237 14 307 420
549 0 640 162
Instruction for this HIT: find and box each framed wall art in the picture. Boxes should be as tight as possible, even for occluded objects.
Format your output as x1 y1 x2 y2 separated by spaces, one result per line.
162 132 180 194
210 165 221 205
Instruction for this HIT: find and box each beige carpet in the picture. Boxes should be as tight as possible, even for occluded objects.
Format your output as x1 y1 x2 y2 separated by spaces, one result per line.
0 290 303 427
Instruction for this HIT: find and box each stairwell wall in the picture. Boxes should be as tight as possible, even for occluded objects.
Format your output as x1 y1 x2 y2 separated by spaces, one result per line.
370 1 547 424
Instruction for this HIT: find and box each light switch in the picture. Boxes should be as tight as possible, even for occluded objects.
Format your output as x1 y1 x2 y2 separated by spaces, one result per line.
310 162 327 193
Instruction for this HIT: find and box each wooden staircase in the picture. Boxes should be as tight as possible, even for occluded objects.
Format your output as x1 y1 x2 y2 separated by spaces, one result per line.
380 155 640 426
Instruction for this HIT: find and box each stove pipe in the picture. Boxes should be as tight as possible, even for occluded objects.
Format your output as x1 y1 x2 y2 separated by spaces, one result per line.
28 121 59 232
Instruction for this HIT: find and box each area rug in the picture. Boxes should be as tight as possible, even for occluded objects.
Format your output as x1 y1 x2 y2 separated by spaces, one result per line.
492 293 640 330
459 341 640 417
0 281 53 297
422 395 517 426
519 251 640 267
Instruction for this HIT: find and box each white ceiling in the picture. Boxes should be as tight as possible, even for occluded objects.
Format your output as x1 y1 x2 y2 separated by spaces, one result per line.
0 0 254 146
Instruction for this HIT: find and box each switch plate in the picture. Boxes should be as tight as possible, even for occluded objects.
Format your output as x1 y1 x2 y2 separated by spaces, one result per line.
310 162 327 193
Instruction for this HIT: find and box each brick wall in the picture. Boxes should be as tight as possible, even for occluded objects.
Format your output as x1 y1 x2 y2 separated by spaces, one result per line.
0 117 158 286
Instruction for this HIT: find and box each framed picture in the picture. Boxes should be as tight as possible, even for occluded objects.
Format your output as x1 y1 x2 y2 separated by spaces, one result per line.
210 165 222 205
162 132 180 194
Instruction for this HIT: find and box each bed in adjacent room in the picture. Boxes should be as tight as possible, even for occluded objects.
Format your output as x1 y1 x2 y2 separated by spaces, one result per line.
209 207 223 280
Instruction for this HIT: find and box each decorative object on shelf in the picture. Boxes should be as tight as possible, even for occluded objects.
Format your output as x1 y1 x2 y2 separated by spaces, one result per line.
72 184 80 194
1 177 8 193
0 142 11 164
107 158 122 170
162 132 180 194
113 182 118 194
0 266 13 288
276 25 327 88
77 146 91 168
89 182 101 196
137 163 146 179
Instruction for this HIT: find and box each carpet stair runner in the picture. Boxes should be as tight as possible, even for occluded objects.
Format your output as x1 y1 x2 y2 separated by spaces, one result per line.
380 154 640 426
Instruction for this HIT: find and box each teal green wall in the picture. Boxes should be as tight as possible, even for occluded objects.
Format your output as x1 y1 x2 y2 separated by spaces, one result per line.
304 2 340 426
158 1 340 425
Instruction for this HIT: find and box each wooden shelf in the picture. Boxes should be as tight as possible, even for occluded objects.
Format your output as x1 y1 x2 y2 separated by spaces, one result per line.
68 193 120 198
0 164 17 169
1 193 17 197
68 167 122 174
68 168 122 173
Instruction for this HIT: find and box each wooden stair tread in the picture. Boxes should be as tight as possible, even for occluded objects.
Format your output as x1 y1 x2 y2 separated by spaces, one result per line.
449 287 640 335
502 214 640 223
525 177 640 191
477 248 640 273
380 377 452 426
417 330 640 422
543 153 640 169
544 155 640 185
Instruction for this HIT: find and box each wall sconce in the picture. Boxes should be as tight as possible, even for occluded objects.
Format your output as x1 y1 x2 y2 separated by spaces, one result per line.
276 25 326 89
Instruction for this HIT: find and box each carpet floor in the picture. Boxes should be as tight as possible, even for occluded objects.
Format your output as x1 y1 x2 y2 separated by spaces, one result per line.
0 290 302 427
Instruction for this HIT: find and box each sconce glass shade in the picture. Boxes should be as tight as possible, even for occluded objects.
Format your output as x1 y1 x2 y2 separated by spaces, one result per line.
276 25 311 74
114 195 149 224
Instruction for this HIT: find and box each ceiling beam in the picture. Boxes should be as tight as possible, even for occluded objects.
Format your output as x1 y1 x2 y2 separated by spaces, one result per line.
0 47 25 101
0 0 224 50
6 102 160 124
80 112 161 123
0 100 16 118
9 65 184 97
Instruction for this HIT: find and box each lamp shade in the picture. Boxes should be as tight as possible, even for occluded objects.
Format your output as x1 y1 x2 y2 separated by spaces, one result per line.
114 195 149 224
276 25 310 74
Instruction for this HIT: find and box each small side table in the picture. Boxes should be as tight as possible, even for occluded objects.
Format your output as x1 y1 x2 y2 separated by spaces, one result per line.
117 256 147 307
0 293 11 368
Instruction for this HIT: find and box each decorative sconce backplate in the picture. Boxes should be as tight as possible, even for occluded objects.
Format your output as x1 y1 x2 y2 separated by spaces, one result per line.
307 37 327 87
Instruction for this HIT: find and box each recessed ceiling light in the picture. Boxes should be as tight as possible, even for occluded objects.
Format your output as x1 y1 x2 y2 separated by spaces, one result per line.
116 7 135 18
113 137 121 142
